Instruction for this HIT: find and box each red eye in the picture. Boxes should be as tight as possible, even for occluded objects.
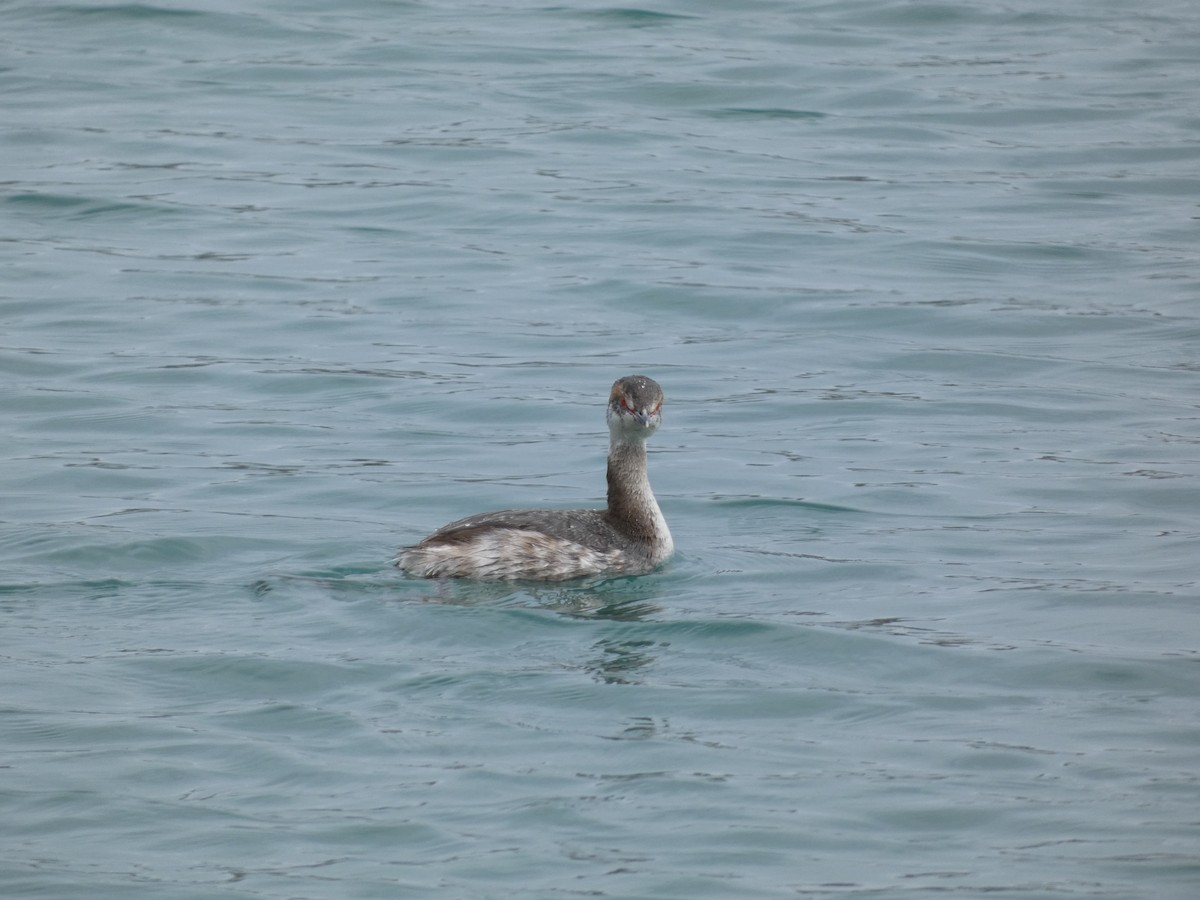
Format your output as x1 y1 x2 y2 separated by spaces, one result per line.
621 395 637 412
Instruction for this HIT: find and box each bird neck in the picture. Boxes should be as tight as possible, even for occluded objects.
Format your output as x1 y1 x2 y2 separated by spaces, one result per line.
605 436 660 539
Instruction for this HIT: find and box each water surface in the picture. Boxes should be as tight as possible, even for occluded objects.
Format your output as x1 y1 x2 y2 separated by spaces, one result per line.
3 1 1199 897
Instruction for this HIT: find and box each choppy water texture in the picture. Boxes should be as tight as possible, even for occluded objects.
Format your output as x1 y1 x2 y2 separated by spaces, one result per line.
3 1 1199 897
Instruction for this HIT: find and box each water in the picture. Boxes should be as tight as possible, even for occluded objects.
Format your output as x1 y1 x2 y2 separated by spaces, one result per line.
3 0 1199 896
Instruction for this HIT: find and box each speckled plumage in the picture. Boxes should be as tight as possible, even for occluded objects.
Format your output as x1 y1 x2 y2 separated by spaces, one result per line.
397 375 673 581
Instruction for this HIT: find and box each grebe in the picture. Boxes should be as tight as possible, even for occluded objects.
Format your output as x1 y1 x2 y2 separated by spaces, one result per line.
397 375 673 581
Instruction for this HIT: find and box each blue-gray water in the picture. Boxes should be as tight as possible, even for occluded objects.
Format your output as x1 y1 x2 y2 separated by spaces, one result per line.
3 1 1199 897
